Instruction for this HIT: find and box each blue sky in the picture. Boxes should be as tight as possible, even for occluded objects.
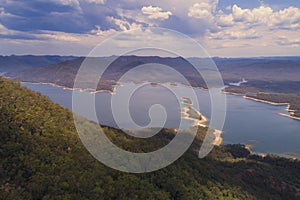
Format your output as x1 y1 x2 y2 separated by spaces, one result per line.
0 0 299 57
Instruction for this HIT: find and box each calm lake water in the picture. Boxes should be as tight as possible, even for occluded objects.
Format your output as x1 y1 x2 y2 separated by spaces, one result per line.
22 82 300 157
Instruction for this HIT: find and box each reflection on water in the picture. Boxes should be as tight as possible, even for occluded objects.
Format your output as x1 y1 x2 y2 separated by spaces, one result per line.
22 82 300 157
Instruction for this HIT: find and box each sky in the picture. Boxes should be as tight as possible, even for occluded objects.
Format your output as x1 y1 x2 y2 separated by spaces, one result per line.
0 0 299 57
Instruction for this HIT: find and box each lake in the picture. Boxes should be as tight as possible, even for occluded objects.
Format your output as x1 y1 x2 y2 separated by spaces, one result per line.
22 82 300 157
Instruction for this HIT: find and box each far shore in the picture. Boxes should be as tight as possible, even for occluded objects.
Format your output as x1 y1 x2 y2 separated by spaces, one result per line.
244 144 300 160
242 95 289 106
223 89 300 121
278 112 300 121
243 96 300 121
21 81 114 94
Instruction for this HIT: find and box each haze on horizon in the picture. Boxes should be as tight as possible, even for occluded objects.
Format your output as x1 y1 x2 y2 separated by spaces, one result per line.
0 0 299 57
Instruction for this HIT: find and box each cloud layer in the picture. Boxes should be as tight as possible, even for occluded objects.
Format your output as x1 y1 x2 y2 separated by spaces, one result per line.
0 0 299 57
141 6 172 20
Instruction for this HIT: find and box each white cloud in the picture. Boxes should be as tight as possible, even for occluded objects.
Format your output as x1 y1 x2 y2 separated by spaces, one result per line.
1 0 300 57
0 22 10 34
277 37 300 46
270 7 300 28
116 8 156 26
225 5 232 11
0 22 27 36
188 2 214 20
209 28 260 40
0 7 13 17
232 5 274 25
141 6 172 20
39 31 81 42
198 3 300 56
107 16 142 31
216 12 234 27
52 0 82 11
55 0 80 6
85 0 105 5
230 5 300 30
90 25 116 36
187 1 218 32
206 4 300 48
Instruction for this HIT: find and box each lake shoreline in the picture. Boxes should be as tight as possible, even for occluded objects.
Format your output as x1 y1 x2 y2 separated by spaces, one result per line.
21 80 224 147
21 81 115 94
5 74 300 122
223 91 300 121
181 100 223 146
17 79 300 158
243 96 300 121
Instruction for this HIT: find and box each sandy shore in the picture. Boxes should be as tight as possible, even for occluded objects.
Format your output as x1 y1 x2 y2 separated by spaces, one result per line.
223 90 300 121
242 95 289 106
277 113 300 121
21 81 114 94
242 96 300 121
244 144 300 160
181 106 207 127
212 129 223 146
181 97 193 105
180 98 223 146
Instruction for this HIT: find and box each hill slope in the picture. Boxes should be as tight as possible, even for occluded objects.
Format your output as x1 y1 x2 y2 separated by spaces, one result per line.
8 56 300 90
0 77 299 199
0 55 75 73
8 56 300 118
7 56 207 91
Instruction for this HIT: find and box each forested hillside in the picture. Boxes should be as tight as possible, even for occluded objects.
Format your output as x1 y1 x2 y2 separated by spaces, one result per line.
0 55 75 73
0 77 299 199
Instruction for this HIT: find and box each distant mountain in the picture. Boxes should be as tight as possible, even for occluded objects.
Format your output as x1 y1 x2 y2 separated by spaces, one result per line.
0 76 299 199
6 56 300 91
0 55 76 73
8 55 300 84
8 56 208 91
8 55 300 119
214 57 300 118
7 57 85 88
214 58 300 82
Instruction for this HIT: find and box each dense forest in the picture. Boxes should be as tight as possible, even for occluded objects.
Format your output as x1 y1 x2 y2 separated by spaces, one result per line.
0 55 75 73
247 93 300 117
0 77 299 199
